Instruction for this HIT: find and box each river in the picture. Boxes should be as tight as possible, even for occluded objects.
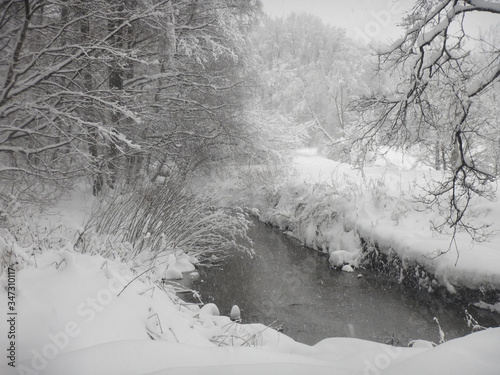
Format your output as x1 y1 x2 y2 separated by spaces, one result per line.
180 218 500 346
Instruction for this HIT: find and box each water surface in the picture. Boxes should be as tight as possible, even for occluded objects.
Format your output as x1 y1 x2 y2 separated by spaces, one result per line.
184 219 500 346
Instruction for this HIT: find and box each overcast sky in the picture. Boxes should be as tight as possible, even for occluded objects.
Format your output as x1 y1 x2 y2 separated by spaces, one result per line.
260 0 499 45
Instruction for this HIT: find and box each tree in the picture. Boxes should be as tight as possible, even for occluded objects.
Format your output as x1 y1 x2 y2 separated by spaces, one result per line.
353 0 500 239
0 0 264 201
0 0 152 198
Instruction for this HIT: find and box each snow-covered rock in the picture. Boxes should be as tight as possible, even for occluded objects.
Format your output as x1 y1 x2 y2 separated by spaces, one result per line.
200 303 220 316
341 264 354 273
175 258 196 273
329 250 358 268
230 305 241 321
164 265 183 280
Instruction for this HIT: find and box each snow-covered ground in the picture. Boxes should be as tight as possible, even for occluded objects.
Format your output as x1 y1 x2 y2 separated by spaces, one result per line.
1 150 500 374
1 241 500 375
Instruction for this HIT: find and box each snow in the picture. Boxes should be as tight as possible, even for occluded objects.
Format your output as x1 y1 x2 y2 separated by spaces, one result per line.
249 149 500 293
230 305 241 321
341 264 354 273
464 0 500 12
1 151 500 374
466 64 500 97
1 246 499 375
416 13 451 48
382 327 500 375
378 36 406 54
474 301 500 314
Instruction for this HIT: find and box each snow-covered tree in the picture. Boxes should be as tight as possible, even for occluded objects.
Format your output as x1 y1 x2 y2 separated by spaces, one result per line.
0 0 264 200
0 0 157 197
354 0 500 238
251 13 373 160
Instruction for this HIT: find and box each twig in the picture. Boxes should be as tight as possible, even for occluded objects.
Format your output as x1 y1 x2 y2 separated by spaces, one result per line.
139 286 155 296
241 320 277 347
28 252 38 268
53 258 66 269
169 327 179 343
148 312 164 333
117 266 155 297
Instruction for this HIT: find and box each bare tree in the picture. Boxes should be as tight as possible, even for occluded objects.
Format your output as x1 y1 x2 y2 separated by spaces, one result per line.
354 0 500 239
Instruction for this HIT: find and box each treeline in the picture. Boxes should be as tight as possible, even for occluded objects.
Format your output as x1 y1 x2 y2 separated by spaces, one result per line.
250 13 375 162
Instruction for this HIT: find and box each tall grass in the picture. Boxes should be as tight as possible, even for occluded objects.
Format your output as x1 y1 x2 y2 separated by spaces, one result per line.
82 177 253 260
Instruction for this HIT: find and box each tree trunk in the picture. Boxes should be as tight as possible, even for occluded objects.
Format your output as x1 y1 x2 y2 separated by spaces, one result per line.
107 1 126 189
434 140 441 170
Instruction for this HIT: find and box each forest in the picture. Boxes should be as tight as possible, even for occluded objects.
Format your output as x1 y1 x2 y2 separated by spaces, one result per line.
1 1 500 374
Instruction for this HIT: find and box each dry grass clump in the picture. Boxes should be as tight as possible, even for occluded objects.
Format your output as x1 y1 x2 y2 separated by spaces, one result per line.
82 178 253 260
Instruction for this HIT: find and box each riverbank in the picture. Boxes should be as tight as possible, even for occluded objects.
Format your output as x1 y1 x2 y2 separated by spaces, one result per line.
231 149 500 310
1 169 500 374
1 234 500 375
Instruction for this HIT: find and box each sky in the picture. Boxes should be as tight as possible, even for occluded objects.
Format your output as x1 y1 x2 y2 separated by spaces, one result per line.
260 0 499 45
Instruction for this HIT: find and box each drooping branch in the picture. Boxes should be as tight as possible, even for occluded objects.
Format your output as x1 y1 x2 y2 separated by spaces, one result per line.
379 0 499 100
354 0 500 241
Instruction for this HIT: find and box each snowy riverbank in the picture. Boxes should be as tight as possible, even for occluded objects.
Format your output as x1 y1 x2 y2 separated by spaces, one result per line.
241 149 500 300
1 149 500 374
1 240 500 375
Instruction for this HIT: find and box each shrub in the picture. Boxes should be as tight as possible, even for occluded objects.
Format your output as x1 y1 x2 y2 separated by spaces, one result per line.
81 177 253 260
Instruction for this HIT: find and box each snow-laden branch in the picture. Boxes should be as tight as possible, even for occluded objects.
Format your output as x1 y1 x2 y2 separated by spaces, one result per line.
416 14 451 48
0 140 70 155
93 125 141 151
0 166 33 175
467 62 500 97
377 0 499 103
382 0 500 56
456 0 500 14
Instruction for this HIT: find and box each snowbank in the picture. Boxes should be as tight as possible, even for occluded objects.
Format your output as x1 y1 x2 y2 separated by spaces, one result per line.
1 245 499 375
250 150 500 293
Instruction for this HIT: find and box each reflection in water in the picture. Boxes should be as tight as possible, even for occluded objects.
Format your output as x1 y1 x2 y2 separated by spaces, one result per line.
185 219 500 346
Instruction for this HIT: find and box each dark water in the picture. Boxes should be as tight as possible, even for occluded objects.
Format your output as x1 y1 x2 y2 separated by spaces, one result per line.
182 219 500 346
